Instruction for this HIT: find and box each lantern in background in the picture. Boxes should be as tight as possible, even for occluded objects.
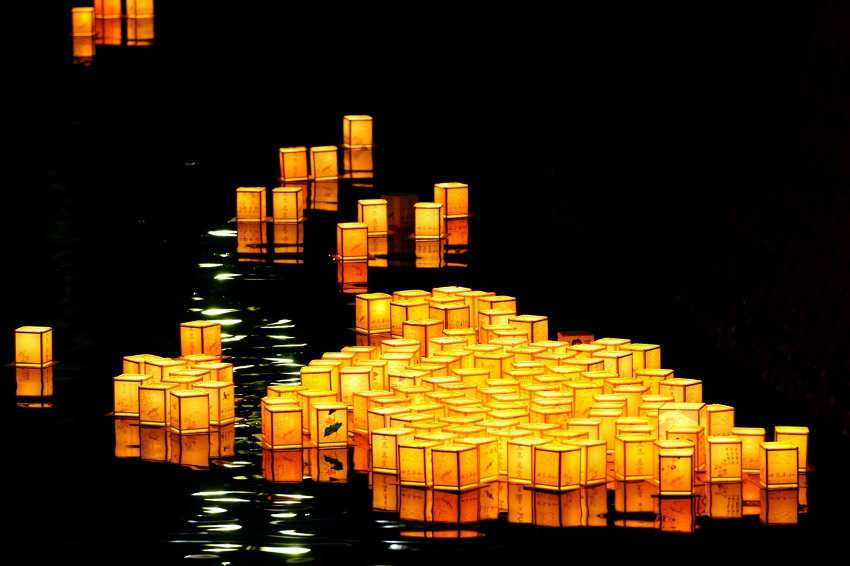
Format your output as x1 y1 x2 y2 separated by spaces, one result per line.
659 378 703 403
620 343 661 372
336 222 368 260
774 425 809 471
169 390 209 434
113 373 153 417
195 361 233 382
635 368 674 394
71 7 96 60
657 402 707 439
272 186 305 222
310 146 339 179
372 427 416 474
413 202 445 238
382 193 418 229
389 299 429 337
507 315 548 343
126 0 155 45
759 441 799 488
279 147 309 181
235 187 267 221
342 115 373 147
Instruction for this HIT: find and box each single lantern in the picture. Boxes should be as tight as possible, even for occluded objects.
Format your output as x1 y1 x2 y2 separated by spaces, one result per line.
666 425 707 472
371 427 416 474
235 186 267 221
261 401 302 449
297 389 337 434
432 442 480 491
72 8 96 59
139 382 179 426
390 299 429 337
113 373 154 417
533 440 582 491
15 326 52 365
357 198 388 235
568 438 608 486
706 436 743 482
773 425 810 472
338 365 370 407
398 439 440 487
759 441 799 488
620 343 661 372
336 222 369 260
272 186 305 222
145 358 187 382
180 320 222 357
279 147 309 181
343 115 373 147
309 145 339 180
194 381 235 426
430 303 471 331
354 292 392 334
613 433 655 481
595 350 634 379
657 402 707 439
413 202 445 239
402 318 444 358
657 447 695 495
310 402 348 447
658 378 703 403
433 182 470 218
194 361 233 383
169 389 210 434
635 368 674 394
731 426 765 473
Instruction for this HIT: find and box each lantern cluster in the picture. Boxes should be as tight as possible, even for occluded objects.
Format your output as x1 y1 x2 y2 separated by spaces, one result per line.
111 320 235 469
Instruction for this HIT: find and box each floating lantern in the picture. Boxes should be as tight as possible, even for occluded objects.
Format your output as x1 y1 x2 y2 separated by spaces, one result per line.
568 438 608 486
261 400 302 449
113 373 153 417
657 402 707 439
666 425 706 471
635 368 674 394
122 353 163 374
658 378 703 403
144 358 187 382
310 146 339 179
620 343 661 372
774 426 809 471
336 222 369 260
342 115 373 147
433 182 470 218
138 382 179 426
390 299 429 337
161 368 207 389
657 447 695 495
759 441 799 488
179 320 221 357
706 436 743 482
194 361 233 382
402 318 444 358
71 7 96 60
338 365 370 407
272 186 305 222
413 202 445 239
169 389 210 434
430 303 470 331
563 381 603 418
357 198 388 235
279 147 309 181
595 350 633 378
533 440 581 491
310 402 348 447
432 442 480 491
613 433 655 481
194 381 235 426
354 359 389 391
372 427 416 474
731 426 765 473
398 439 439 487
235 187 267 221
15 326 52 365
297 389 337 434
354 292 392 334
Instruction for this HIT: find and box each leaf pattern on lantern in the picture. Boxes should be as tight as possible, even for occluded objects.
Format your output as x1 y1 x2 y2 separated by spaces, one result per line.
324 422 342 437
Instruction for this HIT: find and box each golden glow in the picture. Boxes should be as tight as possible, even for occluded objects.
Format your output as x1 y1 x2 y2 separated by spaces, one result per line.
208 230 237 237
214 274 242 280
259 547 310 555
199 524 242 532
201 308 239 316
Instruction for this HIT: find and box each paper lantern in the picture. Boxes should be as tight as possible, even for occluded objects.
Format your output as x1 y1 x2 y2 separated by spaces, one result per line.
194 381 235 426
297 389 337 434
429 303 471 332
506 437 549 485
532 440 581 491
567 438 607 486
161 369 207 389
666 425 706 472
271 186 305 222
169 390 209 433
774 425 809 471
354 198 388 235
145 358 187 382
413 202 445 239
113 373 153 417
372 427 416 473
595 350 634 379
635 368 674 394
351 389 391 434
337 365 370 407
456 437 499 483
179 320 221 357
15 326 52 364
659 378 703 403
341 345 377 363
389 299 429 337
342 115 373 147
71 8 96 59
657 446 695 495
121 354 162 374
336 222 369 260
309 146 338 180
730 426 765 473
194 361 233 383
402 318 444 358
309 402 348 447
658 402 708 439
432 182 469 218
138 382 179 426
562 357 605 373
613 433 655 481
759 441 799 488
261 399 303 449
563 381 603 418
432 443 480 491
398 439 440 487
235 186 267 221
279 147 309 181
620 343 661 372
706 436 743 482
353 292 392 334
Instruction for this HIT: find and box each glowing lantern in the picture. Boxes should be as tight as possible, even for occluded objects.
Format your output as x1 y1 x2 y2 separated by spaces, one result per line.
338 365 370 407
506 437 548 485
353 292 392 334
341 345 377 362
612 384 650 418
567 438 607 486
179 320 221 357
194 381 235 426
432 182 469 218
372 427 416 473
505 315 547 343
704 404 735 438
533 440 581 491
612 433 654 480
430 303 470 331
457 437 499 483
666 425 706 471
343 115 373 146
15 364 54 398
563 381 603 418
161 369 207 389
356 198 388 235
774 426 809 471
169 390 209 433
138 382 178 426
635 368 674 394
122 354 162 374
279 147 309 181
562 357 605 373
620 343 661 372
126 0 155 44
354 359 389 391
113 373 153 417
413 202 445 238
398 439 439 487
15 326 52 364
351 389 391 434
310 402 348 447
432 442 480 490
657 402 707 439
657 445 695 495
235 186 267 221
271 186 305 222
267 384 307 400
336 222 369 260
297 389 336 434
759 441 799 488
195 361 233 382
309 146 338 179
390 299 430 337
261 401 302 449
402 318 444 358
706 436 743 482
659 378 703 403
71 7 96 59
731 426 765 473
595 350 633 379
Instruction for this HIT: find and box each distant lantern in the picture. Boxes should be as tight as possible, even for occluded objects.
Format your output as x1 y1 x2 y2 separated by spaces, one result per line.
355 292 392 334
169 389 210 434
413 202 445 239
336 222 369 260
180 320 222 357
15 326 52 365
402 318 444 358
508 315 549 343
195 361 233 383
390 299 429 337
759 441 799 488
774 426 810 472
357 199 388 235
272 186 305 222
620 343 661 372
659 378 703 403
235 187 267 221
433 182 470 218
342 115 373 147
635 368 674 395
310 146 339 180
279 147 309 181
113 373 154 417
71 7 96 60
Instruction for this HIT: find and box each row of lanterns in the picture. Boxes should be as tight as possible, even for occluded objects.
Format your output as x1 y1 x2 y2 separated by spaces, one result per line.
71 1 155 62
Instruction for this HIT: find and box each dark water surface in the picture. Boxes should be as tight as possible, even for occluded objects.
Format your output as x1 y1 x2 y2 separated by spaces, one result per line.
8 3 849 565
